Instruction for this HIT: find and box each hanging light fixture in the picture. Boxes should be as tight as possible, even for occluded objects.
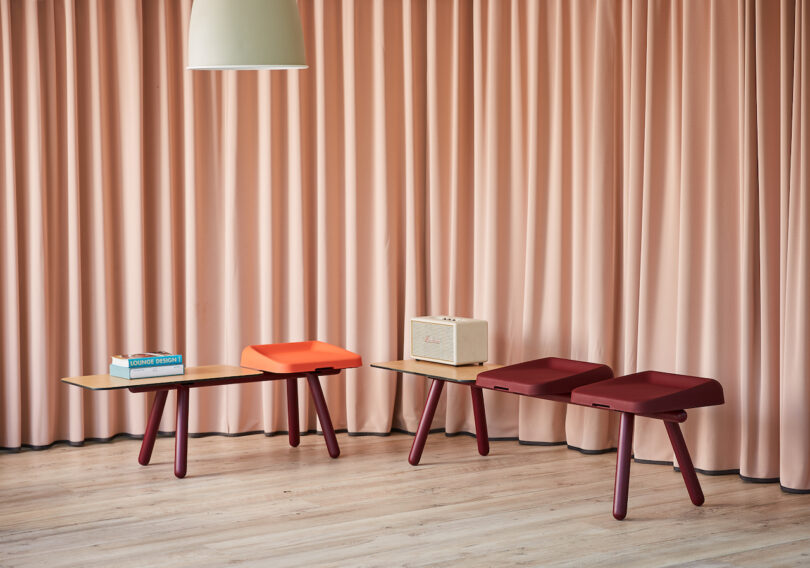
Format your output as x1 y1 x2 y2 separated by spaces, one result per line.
187 0 307 70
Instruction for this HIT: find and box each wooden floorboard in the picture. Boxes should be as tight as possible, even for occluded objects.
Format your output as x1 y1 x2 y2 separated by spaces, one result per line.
1 432 808 567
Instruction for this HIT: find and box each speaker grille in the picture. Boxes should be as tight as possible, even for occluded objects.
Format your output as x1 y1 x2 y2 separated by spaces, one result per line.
411 321 454 361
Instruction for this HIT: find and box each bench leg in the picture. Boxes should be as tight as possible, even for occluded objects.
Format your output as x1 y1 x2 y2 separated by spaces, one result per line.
613 412 635 520
665 421 705 506
139 389 169 466
409 379 445 466
174 386 190 478
306 374 340 459
470 385 489 456
286 378 300 447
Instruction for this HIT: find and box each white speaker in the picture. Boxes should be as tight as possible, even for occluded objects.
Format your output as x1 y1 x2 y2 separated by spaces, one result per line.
410 316 488 366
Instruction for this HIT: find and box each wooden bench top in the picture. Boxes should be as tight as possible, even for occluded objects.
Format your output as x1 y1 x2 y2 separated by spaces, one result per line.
371 359 503 384
61 365 263 391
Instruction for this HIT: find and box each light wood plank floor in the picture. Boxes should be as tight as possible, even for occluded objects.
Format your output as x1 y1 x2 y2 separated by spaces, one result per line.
2 432 808 567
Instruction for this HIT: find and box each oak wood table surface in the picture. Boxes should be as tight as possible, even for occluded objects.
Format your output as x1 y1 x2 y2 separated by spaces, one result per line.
62 364 342 478
62 365 262 391
371 359 502 465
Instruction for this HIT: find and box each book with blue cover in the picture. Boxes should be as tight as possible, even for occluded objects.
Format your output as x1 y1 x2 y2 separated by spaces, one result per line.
111 351 183 368
109 363 185 379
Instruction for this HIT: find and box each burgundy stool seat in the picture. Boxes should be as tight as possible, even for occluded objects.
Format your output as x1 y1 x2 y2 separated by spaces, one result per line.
476 357 613 396
571 371 725 414
240 341 363 460
475 361 725 520
570 370 725 520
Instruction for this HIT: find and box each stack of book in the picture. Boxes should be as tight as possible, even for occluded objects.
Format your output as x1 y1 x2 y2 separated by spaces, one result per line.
109 351 184 379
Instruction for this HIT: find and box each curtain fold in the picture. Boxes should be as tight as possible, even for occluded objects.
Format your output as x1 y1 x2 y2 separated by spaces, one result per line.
1 0 808 491
781 0 809 491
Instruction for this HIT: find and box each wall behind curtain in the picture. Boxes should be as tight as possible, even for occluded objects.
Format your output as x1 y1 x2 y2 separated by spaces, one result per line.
1 0 808 492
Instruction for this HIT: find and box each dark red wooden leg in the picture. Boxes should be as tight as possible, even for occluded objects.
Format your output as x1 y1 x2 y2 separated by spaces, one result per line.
286 378 300 447
306 374 340 459
409 379 445 466
665 420 705 506
174 386 190 478
470 385 489 456
139 389 168 466
613 412 635 520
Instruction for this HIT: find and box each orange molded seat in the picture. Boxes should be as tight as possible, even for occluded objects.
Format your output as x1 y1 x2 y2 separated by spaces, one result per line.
241 341 363 374
570 371 724 414
476 357 613 396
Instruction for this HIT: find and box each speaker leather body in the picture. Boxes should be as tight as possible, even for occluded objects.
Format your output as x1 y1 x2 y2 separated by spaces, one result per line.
410 316 488 366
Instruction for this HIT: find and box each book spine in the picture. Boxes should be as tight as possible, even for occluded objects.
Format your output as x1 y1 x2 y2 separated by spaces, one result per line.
116 354 183 368
109 364 185 379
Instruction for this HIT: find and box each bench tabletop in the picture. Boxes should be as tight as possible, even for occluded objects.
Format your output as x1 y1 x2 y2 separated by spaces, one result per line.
61 365 263 391
371 359 502 383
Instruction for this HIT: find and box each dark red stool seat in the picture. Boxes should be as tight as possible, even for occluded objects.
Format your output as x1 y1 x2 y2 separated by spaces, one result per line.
570 370 724 520
570 371 724 414
475 361 725 520
476 357 613 397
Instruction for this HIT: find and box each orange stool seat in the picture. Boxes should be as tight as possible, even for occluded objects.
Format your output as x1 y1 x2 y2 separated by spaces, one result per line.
241 340 362 374
241 340 362 461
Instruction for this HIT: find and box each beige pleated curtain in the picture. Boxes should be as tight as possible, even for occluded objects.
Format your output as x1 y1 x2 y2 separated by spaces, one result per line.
1 0 808 492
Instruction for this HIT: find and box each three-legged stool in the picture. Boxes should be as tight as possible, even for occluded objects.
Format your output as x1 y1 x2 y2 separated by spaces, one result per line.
477 360 724 519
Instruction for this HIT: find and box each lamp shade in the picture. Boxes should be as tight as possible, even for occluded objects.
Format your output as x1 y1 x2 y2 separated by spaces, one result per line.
187 0 307 70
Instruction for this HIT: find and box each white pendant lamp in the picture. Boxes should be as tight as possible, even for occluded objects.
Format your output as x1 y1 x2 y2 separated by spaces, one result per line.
187 0 307 70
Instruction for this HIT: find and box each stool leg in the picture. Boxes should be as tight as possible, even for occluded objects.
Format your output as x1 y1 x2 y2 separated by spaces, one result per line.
665 421 705 506
306 374 340 459
174 386 190 479
139 389 168 466
470 385 489 456
613 412 635 520
409 379 445 466
286 378 300 447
